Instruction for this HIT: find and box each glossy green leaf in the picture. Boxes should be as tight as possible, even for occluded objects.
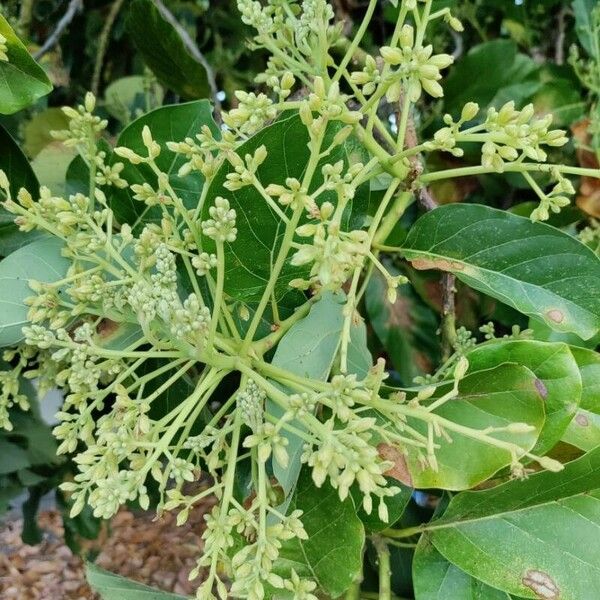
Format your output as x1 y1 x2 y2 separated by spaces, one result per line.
0 14 52 114
23 108 71 158
466 340 582 454
401 204 600 340
0 123 43 256
366 265 440 384
405 364 545 490
126 0 210 99
429 447 600 599
86 564 187 599
104 76 164 123
273 469 365 598
201 114 370 309
268 292 345 501
31 142 78 197
109 100 218 228
413 536 510 600
0 238 69 346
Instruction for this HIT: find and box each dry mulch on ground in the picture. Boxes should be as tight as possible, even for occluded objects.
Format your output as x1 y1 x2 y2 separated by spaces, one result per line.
0 500 215 600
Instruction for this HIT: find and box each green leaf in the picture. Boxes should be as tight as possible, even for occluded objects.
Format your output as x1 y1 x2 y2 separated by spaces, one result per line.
0 438 30 474
413 536 511 600
104 76 164 123
86 564 188 599
0 14 52 114
443 40 537 112
126 0 210 99
0 123 43 256
22 108 71 158
428 447 600 599
401 204 600 340
268 292 345 501
0 237 69 347
465 340 582 454
109 100 218 228
404 363 546 490
31 142 78 197
273 469 365 598
201 114 370 309
573 0 597 57
366 265 440 384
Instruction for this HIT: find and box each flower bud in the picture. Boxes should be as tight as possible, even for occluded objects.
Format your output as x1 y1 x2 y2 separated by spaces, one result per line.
461 102 479 122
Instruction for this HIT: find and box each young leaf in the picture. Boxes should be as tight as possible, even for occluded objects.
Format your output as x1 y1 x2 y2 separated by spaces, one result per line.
0 14 52 114
466 340 582 454
86 564 187 599
413 535 511 600
126 0 210 99
109 100 219 227
0 238 69 347
401 204 600 340
273 469 365 598
405 363 546 490
428 447 600 599
201 114 370 309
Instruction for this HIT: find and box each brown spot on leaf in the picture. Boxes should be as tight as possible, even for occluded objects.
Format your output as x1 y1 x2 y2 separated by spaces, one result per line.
534 379 548 400
547 309 565 324
522 570 560 599
377 443 413 487
575 413 589 427
410 258 465 272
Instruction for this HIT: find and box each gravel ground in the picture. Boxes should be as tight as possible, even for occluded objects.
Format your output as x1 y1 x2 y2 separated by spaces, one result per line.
0 500 215 599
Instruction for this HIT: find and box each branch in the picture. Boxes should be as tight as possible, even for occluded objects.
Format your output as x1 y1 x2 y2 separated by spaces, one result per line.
152 0 222 121
34 0 83 60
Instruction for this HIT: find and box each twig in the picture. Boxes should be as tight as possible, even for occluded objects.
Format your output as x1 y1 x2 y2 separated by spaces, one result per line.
91 0 126 96
152 0 222 121
19 0 36 36
34 0 83 60
555 6 570 66
401 101 458 356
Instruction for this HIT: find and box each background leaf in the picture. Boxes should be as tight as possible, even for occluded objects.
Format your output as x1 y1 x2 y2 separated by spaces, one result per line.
0 13 52 114
401 204 600 339
126 0 210 99
109 100 218 228
0 237 69 346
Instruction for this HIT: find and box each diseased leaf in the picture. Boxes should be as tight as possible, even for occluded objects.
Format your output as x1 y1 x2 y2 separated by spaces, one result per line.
401 204 600 339
0 14 52 114
429 447 600 599
109 100 219 228
466 340 582 454
562 408 600 451
413 535 510 600
0 238 69 346
86 564 187 599
273 469 365 598
404 364 545 490
126 0 210 99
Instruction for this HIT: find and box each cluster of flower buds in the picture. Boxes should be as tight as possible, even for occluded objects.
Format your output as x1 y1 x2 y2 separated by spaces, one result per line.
225 145 268 191
223 91 277 136
424 102 480 156
201 196 238 242
530 170 575 222
482 101 568 171
380 25 453 102
51 93 108 154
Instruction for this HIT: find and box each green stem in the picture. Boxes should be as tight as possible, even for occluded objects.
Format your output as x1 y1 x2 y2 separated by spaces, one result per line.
374 537 392 600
